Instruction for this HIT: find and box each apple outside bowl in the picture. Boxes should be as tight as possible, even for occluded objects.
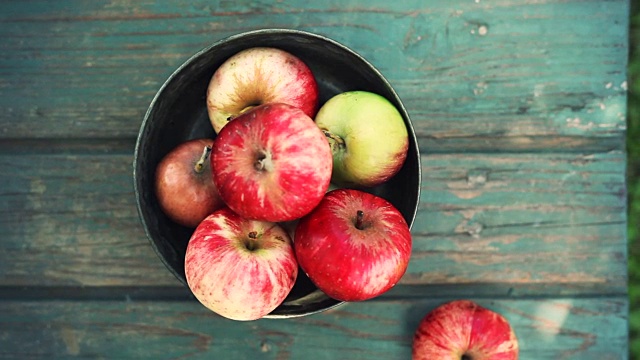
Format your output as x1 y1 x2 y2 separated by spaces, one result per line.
133 29 421 318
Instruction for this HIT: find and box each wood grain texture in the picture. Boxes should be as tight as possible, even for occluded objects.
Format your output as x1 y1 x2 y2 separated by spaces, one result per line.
0 297 627 359
0 0 629 357
0 151 626 296
409 151 627 295
0 0 628 151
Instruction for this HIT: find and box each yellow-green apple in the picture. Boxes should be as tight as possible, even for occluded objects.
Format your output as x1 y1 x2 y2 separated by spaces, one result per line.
413 300 519 360
211 103 332 222
154 138 223 228
293 188 412 301
314 90 409 187
184 207 298 321
206 47 318 133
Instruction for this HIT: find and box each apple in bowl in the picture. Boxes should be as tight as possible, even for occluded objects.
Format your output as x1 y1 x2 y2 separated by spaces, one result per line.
185 207 298 321
154 138 223 228
206 47 319 133
315 90 409 188
294 188 412 302
211 102 333 223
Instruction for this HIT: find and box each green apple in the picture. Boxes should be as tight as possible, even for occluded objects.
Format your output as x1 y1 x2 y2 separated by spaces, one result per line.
314 91 409 187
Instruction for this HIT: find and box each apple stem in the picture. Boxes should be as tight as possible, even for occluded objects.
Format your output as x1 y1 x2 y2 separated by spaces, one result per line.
322 130 345 151
194 145 212 173
355 210 365 230
244 231 259 251
254 153 266 171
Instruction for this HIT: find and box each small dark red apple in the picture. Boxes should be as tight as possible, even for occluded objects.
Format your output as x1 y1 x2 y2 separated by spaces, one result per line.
293 188 412 302
155 138 223 228
413 300 519 360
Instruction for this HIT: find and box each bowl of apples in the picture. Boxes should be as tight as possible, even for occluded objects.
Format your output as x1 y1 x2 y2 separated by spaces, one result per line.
134 29 421 320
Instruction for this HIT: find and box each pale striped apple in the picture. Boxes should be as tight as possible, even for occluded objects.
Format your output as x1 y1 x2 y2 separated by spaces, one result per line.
185 207 298 321
413 300 519 360
211 103 332 222
206 47 318 133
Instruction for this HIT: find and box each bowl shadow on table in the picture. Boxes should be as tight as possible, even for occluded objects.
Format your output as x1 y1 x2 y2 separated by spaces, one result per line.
134 29 421 318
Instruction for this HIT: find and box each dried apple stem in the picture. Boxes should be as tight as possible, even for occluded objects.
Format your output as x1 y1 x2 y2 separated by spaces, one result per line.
244 231 259 251
322 130 345 152
194 145 212 173
254 152 267 171
355 210 365 230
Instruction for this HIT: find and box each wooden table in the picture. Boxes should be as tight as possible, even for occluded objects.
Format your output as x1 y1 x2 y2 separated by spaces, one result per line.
0 1 629 358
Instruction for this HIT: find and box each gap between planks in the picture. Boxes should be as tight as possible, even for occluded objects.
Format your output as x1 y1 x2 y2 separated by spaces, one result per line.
0 283 626 302
0 136 625 155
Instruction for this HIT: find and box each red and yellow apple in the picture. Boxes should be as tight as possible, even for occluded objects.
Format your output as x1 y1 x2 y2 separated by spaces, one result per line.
314 90 409 188
413 300 519 360
294 188 412 302
185 207 298 321
206 47 318 133
211 103 333 223
154 138 223 228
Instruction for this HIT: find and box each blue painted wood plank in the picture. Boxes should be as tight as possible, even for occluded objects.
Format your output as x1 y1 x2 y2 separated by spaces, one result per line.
0 0 628 151
0 151 626 297
0 0 629 357
0 297 627 359
407 151 627 294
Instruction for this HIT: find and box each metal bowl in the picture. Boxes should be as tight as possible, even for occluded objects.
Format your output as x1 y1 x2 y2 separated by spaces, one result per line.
133 29 421 318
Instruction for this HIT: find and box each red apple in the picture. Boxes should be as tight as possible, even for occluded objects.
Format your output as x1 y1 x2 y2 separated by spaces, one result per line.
206 46 318 133
185 207 298 321
413 300 519 360
277 183 342 240
211 103 333 223
154 138 223 228
294 188 412 302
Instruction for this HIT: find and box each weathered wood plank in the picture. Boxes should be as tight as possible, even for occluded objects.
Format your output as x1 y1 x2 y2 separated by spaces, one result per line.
0 297 627 359
0 0 628 357
0 0 627 151
0 151 626 296
0 152 176 287
408 151 627 296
